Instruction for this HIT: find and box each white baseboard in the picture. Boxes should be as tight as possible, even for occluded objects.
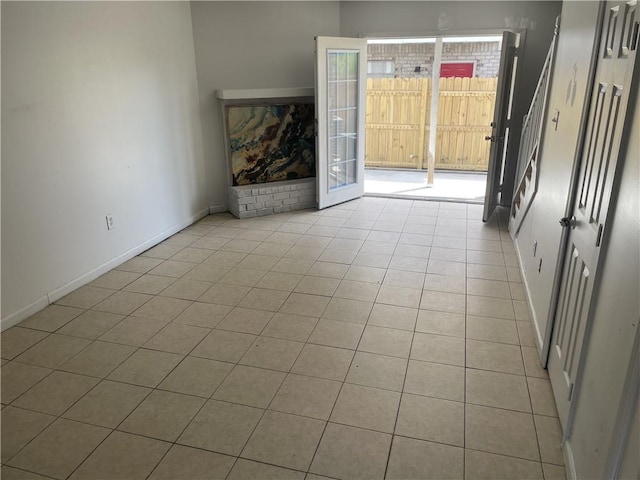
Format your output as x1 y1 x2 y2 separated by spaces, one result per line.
209 204 227 214
1 207 210 332
1 297 51 333
513 237 545 353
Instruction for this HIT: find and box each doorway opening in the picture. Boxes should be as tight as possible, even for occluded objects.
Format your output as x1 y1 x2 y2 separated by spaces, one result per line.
364 35 503 203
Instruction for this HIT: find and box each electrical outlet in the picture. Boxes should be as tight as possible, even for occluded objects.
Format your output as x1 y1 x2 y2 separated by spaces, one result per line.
106 215 115 230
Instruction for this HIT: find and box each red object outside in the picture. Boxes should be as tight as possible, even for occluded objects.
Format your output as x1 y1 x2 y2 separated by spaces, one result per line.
440 62 474 78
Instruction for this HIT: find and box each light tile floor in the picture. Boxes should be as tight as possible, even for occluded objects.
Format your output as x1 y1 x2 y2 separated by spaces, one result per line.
1 198 566 480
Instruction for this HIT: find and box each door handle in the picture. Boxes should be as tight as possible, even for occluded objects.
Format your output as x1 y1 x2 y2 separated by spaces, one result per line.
559 216 577 229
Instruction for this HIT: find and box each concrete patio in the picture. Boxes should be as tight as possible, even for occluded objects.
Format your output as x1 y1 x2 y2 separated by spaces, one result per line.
364 169 487 203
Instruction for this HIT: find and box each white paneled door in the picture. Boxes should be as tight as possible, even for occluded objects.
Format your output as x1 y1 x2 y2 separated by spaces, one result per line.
315 36 367 209
548 0 639 431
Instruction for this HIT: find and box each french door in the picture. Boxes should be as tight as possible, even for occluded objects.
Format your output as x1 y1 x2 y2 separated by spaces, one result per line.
483 31 521 222
548 0 639 430
315 36 367 209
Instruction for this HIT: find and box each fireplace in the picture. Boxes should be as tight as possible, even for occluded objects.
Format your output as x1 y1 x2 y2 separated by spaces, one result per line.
217 88 317 218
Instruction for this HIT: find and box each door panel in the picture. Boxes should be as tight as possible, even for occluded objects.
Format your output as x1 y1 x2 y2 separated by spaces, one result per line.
483 31 520 222
549 244 593 425
548 0 639 431
316 36 367 209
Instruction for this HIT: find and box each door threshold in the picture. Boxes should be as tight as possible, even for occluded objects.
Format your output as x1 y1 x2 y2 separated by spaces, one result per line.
363 193 485 205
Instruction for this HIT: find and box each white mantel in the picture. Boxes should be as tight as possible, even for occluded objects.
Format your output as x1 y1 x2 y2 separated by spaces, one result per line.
216 87 314 100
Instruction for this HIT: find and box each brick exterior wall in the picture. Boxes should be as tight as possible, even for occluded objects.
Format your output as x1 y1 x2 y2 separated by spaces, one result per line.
368 41 501 78
228 178 316 218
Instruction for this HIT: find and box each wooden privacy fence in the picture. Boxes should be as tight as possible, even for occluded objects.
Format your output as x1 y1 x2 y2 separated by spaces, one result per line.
365 77 498 171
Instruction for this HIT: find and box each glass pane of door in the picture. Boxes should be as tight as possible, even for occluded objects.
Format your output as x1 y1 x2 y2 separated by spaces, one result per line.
328 50 360 191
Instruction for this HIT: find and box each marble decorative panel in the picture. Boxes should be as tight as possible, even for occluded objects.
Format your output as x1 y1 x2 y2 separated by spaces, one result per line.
226 104 316 186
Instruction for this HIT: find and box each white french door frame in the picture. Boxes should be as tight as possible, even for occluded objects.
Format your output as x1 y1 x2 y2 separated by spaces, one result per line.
315 36 367 209
362 31 524 210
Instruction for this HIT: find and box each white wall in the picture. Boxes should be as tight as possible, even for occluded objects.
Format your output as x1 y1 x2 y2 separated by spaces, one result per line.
189 1 340 211
1 2 208 326
339 1 562 206
514 1 601 350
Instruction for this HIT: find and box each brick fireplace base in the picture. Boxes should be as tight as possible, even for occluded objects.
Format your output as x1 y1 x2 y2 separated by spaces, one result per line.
228 178 316 219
